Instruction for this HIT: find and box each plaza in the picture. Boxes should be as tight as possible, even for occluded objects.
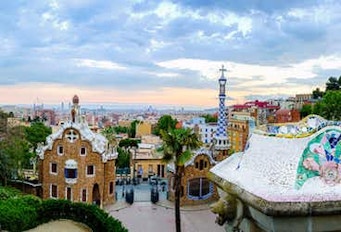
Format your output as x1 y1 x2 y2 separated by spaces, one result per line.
106 181 223 232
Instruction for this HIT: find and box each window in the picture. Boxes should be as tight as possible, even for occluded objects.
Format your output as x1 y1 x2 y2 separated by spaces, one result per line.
66 187 72 201
199 160 204 170
80 147 86 156
57 146 63 155
87 165 95 176
50 163 57 174
51 184 57 198
109 182 114 194
65 168 77 178
187 178 213 200
148 164 153 173
66 129 79 143
82 189 87 202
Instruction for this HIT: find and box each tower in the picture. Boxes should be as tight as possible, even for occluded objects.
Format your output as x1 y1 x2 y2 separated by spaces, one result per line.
214 65 229 160
71 95 80 123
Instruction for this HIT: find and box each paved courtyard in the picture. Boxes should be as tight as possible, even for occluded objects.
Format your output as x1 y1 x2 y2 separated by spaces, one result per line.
107 181 224 232
106 201 224 232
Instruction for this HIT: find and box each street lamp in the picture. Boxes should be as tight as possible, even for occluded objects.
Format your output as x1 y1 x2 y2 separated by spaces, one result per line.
130 146 137 184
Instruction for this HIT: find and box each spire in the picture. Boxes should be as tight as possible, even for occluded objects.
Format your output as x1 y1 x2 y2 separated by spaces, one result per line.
71 95 81 123
215 65 229 151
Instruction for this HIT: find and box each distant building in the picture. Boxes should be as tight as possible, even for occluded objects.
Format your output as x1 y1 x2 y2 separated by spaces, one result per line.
295 93 313 109
275 109 301 123
37 95 117 207
231 100 279 125
131 141 165 179
199 123 217 145
135 121 152 138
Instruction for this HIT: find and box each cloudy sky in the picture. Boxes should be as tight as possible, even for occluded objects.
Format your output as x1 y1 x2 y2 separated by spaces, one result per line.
1 0 341 109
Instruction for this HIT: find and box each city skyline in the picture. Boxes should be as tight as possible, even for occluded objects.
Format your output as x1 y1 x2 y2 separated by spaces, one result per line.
1 1 340 108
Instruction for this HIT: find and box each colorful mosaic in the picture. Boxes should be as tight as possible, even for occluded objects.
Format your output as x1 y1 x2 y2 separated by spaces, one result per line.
295 128 341 189
255 115 341 138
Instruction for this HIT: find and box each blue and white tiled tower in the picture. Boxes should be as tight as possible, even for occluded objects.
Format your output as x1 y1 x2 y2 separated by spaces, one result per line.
214 65 230 154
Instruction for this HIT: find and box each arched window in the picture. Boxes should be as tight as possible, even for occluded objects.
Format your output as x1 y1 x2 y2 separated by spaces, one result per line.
187 178 213 200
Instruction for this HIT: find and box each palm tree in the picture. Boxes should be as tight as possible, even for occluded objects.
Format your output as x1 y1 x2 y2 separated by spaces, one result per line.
160 128 202 232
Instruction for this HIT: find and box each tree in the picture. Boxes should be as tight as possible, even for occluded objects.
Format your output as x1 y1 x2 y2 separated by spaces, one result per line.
128 120 140 138
160 128 201 232
101 126 117 148
312 87 324 99
153 115 178 136
118 138 139 149
0 126 30 184
0 110 9 136
116 147 131 168
317 91 341 120
25 122 52 152
325 77 340 91
201 114 217 123
300 104 313 118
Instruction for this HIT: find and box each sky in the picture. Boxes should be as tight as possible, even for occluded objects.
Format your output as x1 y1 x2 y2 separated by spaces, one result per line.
1 0 341 109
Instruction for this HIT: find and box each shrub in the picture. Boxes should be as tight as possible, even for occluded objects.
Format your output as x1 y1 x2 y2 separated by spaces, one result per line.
0 197 38 231
38 199 128 232
0 186 21 200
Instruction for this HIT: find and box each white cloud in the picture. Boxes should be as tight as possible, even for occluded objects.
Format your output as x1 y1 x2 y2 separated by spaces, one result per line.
158 55 341 81
74 59 127 70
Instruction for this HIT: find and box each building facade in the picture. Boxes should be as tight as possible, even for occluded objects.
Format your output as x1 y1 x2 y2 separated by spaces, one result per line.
37 95 117 207
167 149 219 206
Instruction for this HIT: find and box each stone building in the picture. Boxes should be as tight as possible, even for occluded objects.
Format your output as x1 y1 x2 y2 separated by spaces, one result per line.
37 95 117 207
167 149 219 206
130 137 166 180
135 121 152 138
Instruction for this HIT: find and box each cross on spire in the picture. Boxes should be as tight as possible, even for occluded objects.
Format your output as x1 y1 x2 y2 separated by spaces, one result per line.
219 65 227 77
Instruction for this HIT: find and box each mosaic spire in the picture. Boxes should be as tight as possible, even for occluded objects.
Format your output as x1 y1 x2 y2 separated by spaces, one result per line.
215 65 229 150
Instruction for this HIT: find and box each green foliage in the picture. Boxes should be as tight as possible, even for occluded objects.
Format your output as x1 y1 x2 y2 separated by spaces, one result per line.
200 114 217 123
0 186 127 232
312 87 324 99
0 126 30 183
300 104 313 118
101 126 117 147
0 186 21 200
0 195 39 231
113 125 129 134
316 91 341 120
38 199 128 232
325 76 341 91
118 138 139 148
153 115 178 136
25 122 52 150
0 110 9 135
160 128 202 166
128 120 140 138
116 147 131 168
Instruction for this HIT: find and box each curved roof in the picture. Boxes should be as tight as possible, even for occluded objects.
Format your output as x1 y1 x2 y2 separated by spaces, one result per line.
37 121 117 162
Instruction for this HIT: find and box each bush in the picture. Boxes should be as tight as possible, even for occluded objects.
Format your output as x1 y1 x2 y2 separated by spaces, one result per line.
0 186 21 200
0 197 39 231
0 186 127 232
38 199 128 232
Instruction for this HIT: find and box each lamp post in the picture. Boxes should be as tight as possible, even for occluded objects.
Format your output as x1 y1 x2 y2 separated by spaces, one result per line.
131 146 137 184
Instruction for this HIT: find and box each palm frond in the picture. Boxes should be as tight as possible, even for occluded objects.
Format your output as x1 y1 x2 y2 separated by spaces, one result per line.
176 150 192 166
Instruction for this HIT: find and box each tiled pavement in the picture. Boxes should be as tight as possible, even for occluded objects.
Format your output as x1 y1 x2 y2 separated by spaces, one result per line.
105 181 224 232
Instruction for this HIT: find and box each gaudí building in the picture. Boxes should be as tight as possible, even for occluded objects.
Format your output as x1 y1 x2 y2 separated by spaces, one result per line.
37 95 117 207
